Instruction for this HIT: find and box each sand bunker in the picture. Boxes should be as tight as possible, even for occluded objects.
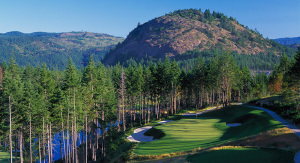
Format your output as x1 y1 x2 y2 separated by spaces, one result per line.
127 126 155 142
226 123 242 127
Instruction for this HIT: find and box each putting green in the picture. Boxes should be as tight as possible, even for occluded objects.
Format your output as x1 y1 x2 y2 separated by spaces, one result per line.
134 105 284 155
186 147 294 163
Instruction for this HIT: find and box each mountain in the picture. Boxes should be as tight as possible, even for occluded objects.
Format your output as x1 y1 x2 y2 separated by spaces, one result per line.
273 37 300 45
0 31 124 69
103 9 293 66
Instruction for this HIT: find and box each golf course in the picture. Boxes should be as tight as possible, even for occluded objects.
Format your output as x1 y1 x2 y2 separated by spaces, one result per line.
186 147 294 163
131 105 297 162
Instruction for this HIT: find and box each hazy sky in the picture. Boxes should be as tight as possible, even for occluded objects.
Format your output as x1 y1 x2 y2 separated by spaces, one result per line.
0 0 299 39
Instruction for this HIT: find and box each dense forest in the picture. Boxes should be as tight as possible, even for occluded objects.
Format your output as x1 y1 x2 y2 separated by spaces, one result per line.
0 31 123 69
0 47 299 162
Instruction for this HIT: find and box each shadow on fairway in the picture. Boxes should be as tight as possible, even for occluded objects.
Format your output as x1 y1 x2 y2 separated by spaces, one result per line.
185 105 283 142
186 147 294 163
133 105 284 156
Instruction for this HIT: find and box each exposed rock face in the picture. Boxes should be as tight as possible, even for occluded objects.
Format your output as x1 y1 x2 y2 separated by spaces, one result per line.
103 9 283 65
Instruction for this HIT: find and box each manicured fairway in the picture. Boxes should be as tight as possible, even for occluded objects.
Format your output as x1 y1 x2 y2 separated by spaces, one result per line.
0 151 10 163
134 105 284 155
186 147 294 163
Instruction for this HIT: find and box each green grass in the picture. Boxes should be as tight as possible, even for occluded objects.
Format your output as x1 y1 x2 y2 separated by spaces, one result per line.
0 151 10 163
133 105 284 156
0 150 20 163
261 95 284 102
186 147 294 163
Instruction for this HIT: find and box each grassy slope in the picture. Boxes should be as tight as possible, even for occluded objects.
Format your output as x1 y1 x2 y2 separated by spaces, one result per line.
0 151 10 163
0 151 20 163
186 147 294 163
134 105 284 155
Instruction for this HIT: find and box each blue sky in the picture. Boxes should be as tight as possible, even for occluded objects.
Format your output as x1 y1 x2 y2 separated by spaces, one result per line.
0 0 299 39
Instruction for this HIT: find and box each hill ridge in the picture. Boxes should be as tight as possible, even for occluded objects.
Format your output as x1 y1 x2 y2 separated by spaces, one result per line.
103 9 292 65
0 31 124 69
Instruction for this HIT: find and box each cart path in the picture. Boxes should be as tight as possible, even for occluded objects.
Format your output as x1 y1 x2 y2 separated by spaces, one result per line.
245 105 300 163
245 105 300 137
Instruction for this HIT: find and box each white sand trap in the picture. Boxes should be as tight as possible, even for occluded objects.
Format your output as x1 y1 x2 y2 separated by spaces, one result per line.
158 120 173 124
226 123 242 127
127 126 155 142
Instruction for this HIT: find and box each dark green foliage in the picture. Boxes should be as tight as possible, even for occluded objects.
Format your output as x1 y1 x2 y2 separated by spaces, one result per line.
0 48 298 162
0 31 123 69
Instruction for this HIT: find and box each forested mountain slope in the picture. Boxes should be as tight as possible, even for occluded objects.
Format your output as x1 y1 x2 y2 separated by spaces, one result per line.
0 31 124 69
103 9 295 69
274 36 300 45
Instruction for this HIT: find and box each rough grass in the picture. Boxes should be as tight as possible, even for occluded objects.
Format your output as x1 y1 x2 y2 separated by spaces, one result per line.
186 146 294 163
0 151 19 163
0 151 10 163
231 127 300 151
133 105 284 156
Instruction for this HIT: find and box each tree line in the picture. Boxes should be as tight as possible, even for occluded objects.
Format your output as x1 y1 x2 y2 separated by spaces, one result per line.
0 49 299 162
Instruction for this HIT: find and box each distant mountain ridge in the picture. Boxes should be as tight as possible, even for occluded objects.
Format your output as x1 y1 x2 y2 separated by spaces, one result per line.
273 36 300 45
103 9 292 65
0 31 124 69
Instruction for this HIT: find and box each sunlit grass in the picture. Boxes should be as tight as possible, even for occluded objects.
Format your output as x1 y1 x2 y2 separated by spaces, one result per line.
0 151 19 163
133 105 284 156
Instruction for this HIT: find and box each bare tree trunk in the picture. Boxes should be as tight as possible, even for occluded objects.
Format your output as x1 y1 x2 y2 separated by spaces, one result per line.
73 88 78 163
174 92 176 115
155 97 158 119
51 123 53 163
117 102 120 132
9 96 13 163
119 68 126 131
43 117 45 163
178 94 181 112
130 98 133 128
101 111 106 162
39 136 41 163
133 98 136 122
71 122 74 163
96 116 99 150
147 96 150 124
212 89 215 106
66 109 69 163
59 127 63 163
47 124 50 163
15 132 17 163
85 115 88 163
29 104 32 163
91 122 95 161
61 106 65 163
19 128 23 163
140 93 142 125
123 103 126 131
158 99 161 120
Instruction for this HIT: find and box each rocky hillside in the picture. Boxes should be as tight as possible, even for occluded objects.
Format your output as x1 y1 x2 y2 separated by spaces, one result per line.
103 9 290 65
0 31 124 69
